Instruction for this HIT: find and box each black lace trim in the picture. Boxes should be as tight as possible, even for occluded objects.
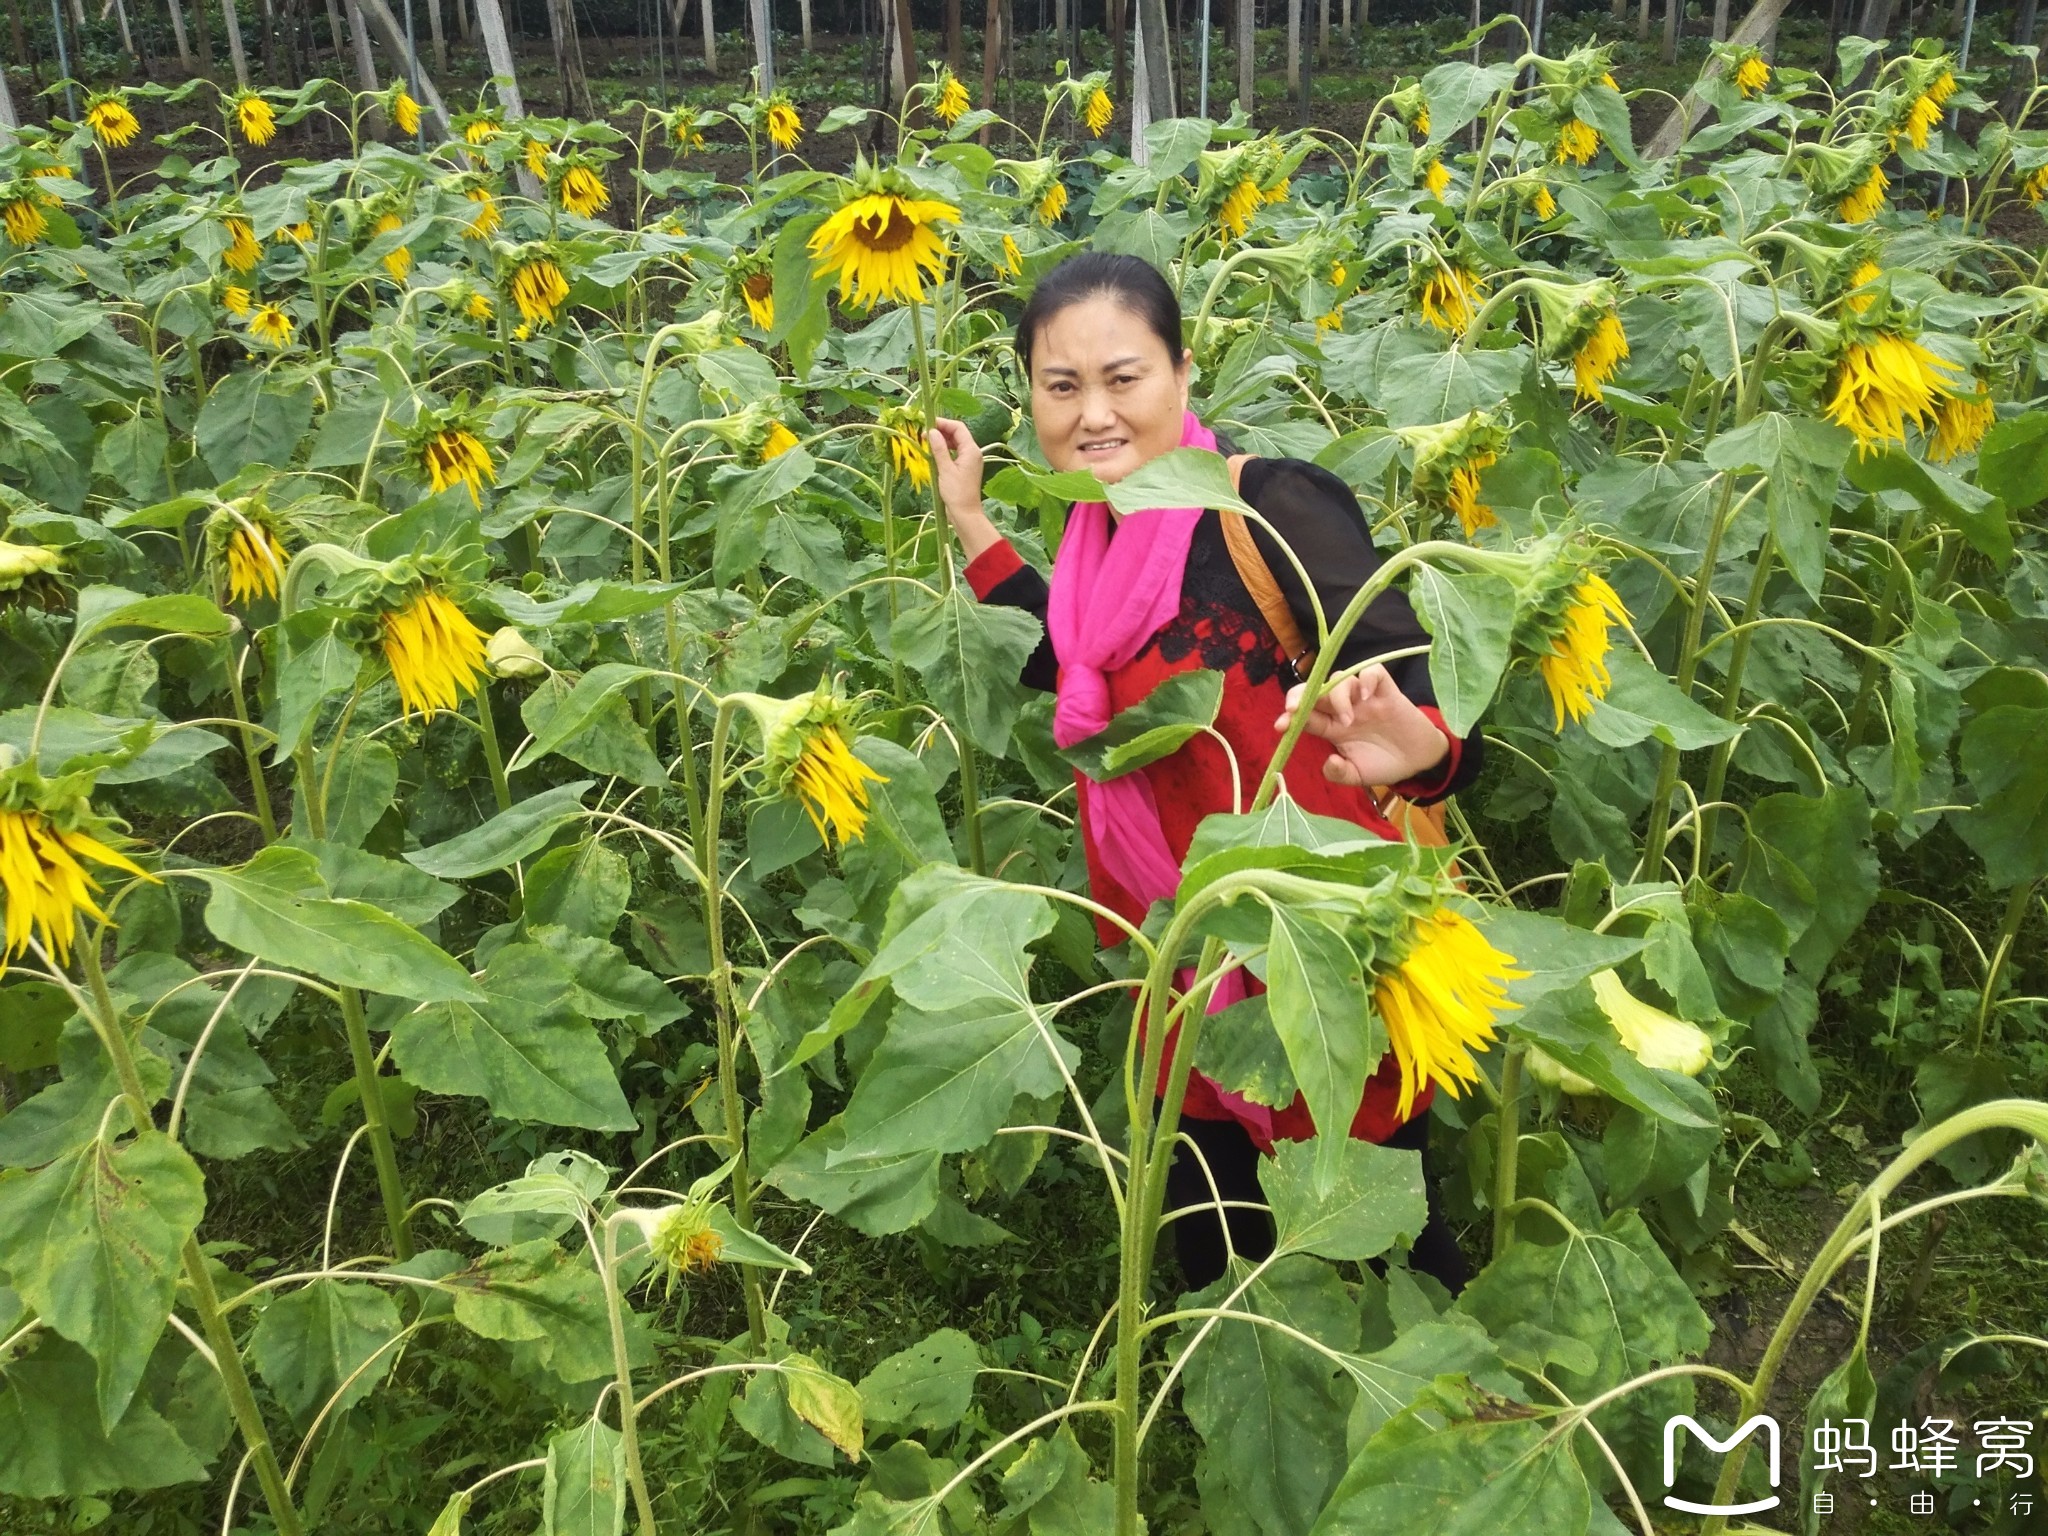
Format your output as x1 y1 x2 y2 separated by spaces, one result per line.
1139 514 1287 688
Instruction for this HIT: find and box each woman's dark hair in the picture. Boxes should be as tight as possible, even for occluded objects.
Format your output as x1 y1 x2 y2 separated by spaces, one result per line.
1015 252 1184 378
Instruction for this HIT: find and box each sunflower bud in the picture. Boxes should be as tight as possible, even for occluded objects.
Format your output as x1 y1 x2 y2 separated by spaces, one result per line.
1527 969 1713 1094
486 626 548 679
0 542 63 591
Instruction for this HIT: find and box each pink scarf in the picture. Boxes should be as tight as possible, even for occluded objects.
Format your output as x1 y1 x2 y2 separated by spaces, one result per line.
1049 412 1266 1126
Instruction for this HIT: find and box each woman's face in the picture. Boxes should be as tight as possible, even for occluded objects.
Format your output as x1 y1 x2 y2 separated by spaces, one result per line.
1028 295 1192 485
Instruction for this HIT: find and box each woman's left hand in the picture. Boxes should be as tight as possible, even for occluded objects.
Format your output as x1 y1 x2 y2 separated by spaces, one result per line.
1274 666 1450 789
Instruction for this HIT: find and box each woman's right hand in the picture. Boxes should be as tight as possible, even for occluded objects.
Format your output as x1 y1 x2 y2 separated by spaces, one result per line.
928 417 1003 561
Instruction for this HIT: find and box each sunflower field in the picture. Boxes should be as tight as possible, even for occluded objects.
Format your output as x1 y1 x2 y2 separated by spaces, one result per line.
1 28 2047 1536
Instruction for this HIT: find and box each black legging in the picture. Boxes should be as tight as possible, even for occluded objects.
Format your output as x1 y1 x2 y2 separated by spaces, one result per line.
1163 1111 1473 1295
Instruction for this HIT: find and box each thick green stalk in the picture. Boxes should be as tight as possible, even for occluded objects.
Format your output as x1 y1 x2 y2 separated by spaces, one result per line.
1971 881 2037 1055
78 940 304 1536
1490 1042 1525 1257
1698 1100 2048 1535
473 687 513 814
700 705 768 1352
1695 532 1775 854
601 1219 659 1534
224 638 277 843
1843 507 1923 750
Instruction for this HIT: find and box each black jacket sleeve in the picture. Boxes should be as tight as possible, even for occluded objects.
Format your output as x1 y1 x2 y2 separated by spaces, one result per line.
976 559 1059 692
1236 456 1484 803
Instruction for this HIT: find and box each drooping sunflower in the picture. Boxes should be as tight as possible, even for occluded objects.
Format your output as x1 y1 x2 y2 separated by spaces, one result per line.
1372 908 1524 1120
1036 178 1068 226
1824 331 1959 451
649 1198 724 1280
1927 383 1993 462
765 95 803 151
380 588 490 720
996 233 1023 278
1218 175 1263 240
2023 165 2048 203
0 792 155 970
1733 52 1771 97
393 88 423 135
1083 86 1114 137
1901 90 1942 151
222 518 289 603
417 423 496 503
740 268 775 330
1424 156 1451 199
523 135 552 180
224 216 263 274
464 185 501 239
459 112 501 146
1842 258 1883 315
1414 262 1484 333
222 283 253 316
1531 183 1558 221
465 288 495 323
1530 570 1631 730
372 211 411 281
232 90 277 146
934 71 972 126
1 190 48 247
879 404 931 489
1555 116 1600 165
1403 411 1508 539
669 107 707 152
1839 164 1888 223
275 219 315 246
85 92 142 148
731 680 891 847
808 173 960 307
247 303 294 347
1572 311 1630 402
557 163 611 219
508 253 571 326
761 420 800 461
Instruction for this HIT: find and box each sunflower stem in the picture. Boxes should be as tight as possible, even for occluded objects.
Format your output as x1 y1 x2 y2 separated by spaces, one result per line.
338 984 415 1262
1490 1041 1525 1257
76 936 306 1536
473 685 512 814
700 702 769 1353
225 635 278 843
908 292 986 874
1844 504 1922 751
599 1216 660 1534
1696 531 1775 853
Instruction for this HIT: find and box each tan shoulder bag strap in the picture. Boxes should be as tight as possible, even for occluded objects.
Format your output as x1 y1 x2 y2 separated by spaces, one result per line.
1216 453 1453 853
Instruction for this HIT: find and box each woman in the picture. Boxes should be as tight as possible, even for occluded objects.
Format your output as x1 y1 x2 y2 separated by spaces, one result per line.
927 252 1482 1293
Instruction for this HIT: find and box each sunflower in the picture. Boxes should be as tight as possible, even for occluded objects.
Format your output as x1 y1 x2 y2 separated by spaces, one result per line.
215 286 249 320
1446 458 1497 535
2024 165 2048 203
393 88 422 135
1372 908 1523 1120
761 420 800 461
1315 305 1344 338
1534 573 1630 730
650 1200 723 1278
1412 104 1431 137
1927 383 1993 462
85 92 142 148
1824 332 1959 450
0 805 154 969
224 521 289 603
1083 86 1113 137
741 269 775 329
765 96 803 151
1424 156 1450 198
1415 263 1484 332
274 219 315 245
461 113 501 146
789 724 885 845
224 216 262 273
1572 310 1630 403
996 233 1022 277
1843 258 1883 314
670 108 707 152
1901 90 1943 151
1218 175 1263 239
523 136 552 180
880 405 931 488
808 185 960 307
557 163 611 219
372 211 411 281
1839 164 1888 222
246 303 292 347
1036 178 1068 225
1 193 48 247
463 186 501 239
419 426 495 503
232 90 277 146
508 254 571 326
1403 411 1507 538
1531 184 1558 220
1555 116 1600 165
934 72 972 125
1733 53 1771 97
380 588 490 720
466 289 495 323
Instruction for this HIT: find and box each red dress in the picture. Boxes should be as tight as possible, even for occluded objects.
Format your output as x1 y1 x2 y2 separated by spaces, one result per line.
965 456 1482 1150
